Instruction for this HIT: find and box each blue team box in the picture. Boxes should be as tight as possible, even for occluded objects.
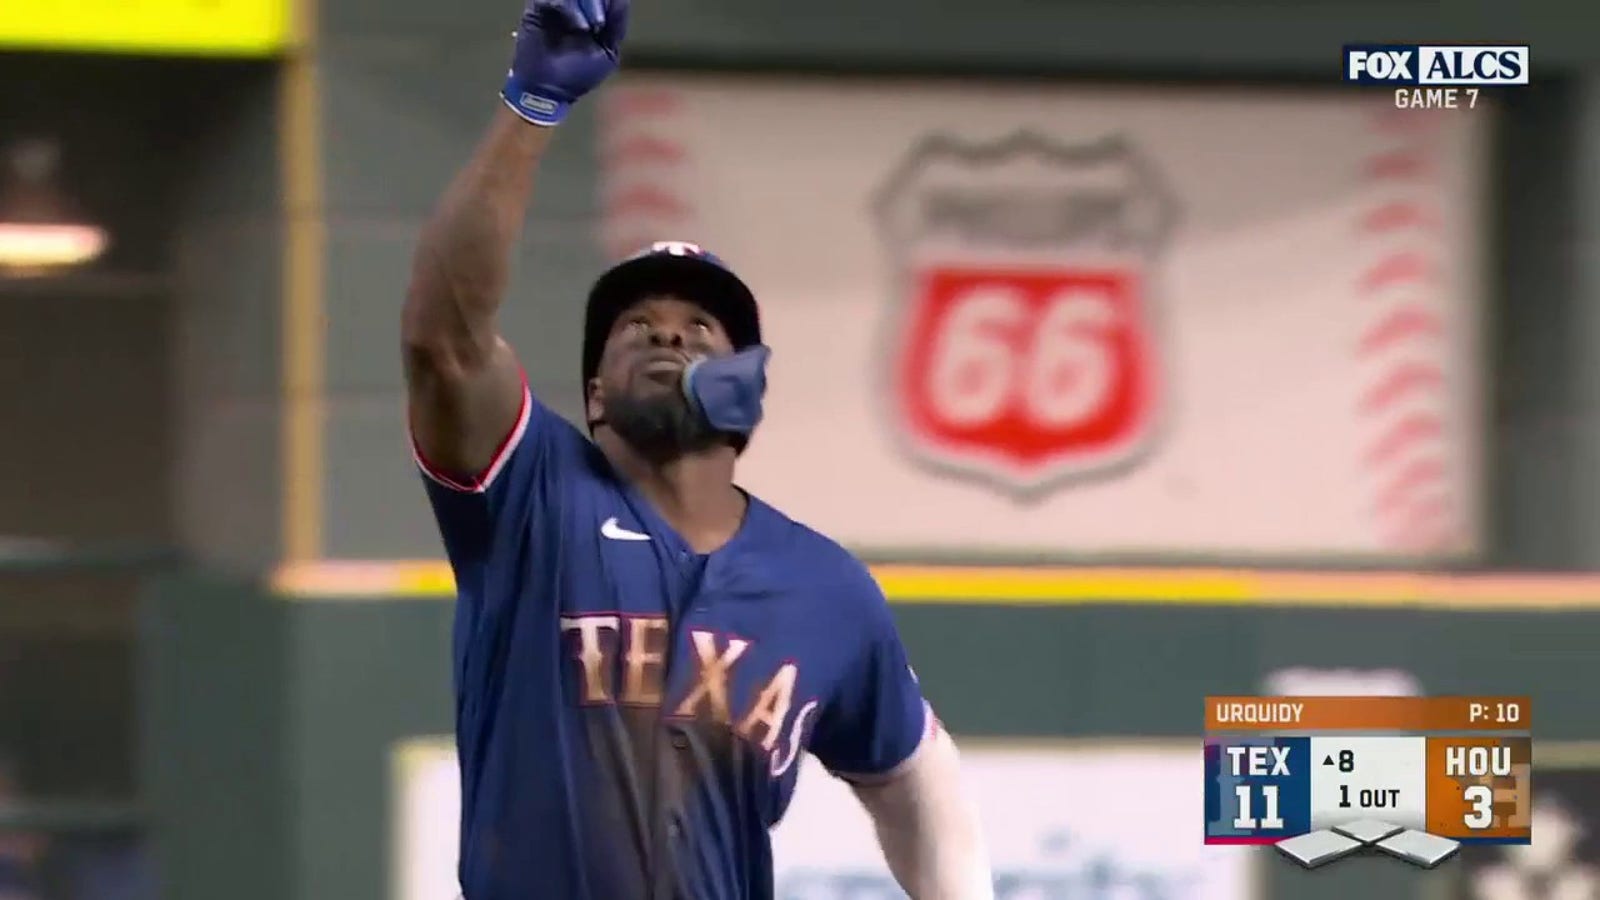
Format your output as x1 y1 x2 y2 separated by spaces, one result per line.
1205 736 1313 844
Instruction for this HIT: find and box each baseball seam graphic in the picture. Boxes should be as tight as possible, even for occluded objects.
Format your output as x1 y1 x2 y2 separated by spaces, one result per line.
597 86 692 261
1358 109 1456 555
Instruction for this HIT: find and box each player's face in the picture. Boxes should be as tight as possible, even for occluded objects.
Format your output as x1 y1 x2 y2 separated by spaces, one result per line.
590 295 736 459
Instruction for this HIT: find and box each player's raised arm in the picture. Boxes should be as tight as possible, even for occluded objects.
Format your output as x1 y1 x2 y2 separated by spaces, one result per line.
402 0 628 478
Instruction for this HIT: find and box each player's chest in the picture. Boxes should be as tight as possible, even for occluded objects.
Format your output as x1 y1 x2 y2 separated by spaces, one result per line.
556 560 843 710
555 507 846 748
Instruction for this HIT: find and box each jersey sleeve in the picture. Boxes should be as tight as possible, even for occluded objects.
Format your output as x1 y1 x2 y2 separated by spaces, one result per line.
410 371 583 562
806 567 934 782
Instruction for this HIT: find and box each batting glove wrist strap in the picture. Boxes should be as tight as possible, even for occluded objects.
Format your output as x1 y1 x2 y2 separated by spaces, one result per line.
501 81 571 127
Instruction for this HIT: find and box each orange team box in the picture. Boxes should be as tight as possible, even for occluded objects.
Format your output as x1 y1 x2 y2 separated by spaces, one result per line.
1204 696 1531 731
1424 736 1533 841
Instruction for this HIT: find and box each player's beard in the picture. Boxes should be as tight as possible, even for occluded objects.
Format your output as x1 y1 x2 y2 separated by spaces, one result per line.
603 384 724 462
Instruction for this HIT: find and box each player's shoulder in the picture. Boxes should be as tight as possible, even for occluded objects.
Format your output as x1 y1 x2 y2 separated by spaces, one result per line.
437 395 612 506
518 393 613 479
750 495 885 604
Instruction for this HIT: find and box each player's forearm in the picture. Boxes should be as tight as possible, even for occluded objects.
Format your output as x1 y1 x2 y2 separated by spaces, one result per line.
873 804 993 900
402 107 554 360
856 732 995 900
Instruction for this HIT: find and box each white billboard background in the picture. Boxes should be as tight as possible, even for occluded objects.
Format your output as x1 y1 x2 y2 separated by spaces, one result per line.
392 738 461 900
597 77 1490 561
390 739 1255 900
771 743 1253 899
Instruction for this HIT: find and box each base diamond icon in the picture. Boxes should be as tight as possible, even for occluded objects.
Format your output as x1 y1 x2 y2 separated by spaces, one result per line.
1334 819 1405 844
1275 821 1461 870
1276 831 1365 868
1377 830 1461 868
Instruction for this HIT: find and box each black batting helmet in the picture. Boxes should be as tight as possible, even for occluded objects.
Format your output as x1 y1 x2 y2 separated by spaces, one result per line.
581 241 763 398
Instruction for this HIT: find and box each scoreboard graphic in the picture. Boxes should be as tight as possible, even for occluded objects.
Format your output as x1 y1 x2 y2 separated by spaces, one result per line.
1204 696 1531 869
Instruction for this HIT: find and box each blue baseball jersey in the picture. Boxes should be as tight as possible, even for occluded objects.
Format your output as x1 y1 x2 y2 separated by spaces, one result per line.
414 381 932 900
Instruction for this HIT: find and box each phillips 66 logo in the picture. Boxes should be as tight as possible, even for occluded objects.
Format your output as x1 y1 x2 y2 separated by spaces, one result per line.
872 132 1180 498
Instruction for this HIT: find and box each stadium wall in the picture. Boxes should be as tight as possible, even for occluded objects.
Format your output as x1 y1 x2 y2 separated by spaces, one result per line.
143 571 1600 900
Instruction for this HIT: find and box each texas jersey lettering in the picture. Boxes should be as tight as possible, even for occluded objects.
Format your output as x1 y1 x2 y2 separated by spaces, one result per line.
559 613 819 778
416 383 932 900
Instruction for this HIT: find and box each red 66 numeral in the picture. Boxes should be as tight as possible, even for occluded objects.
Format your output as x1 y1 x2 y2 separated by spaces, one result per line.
896 268 1155 470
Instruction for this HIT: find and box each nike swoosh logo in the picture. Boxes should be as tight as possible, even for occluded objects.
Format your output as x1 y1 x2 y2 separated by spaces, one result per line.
600 517 651 541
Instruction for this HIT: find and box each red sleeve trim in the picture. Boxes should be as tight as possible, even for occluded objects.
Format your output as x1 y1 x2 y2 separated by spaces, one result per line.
411 376 533 494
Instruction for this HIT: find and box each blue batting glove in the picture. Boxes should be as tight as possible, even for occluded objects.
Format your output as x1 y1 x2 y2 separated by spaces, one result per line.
501 0 629 126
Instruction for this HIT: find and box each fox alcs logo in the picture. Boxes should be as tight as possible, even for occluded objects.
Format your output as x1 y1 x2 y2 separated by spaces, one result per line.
872 132 1178 498
1342 44 1530 86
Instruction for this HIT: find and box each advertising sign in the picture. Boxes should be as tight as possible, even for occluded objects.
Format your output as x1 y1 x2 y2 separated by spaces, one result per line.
392 738 459 900
598 77 1490 561
0 0 291 55
392 738 1255 900
771 742 1254 899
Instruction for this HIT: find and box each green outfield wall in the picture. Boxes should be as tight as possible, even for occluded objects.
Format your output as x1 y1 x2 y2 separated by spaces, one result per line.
141 571 1600 900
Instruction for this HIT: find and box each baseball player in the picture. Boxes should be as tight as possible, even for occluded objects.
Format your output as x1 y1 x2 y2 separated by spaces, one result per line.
402 0 994 897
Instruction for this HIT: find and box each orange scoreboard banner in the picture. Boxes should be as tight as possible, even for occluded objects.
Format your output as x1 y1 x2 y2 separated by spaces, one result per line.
1203 696 1531 869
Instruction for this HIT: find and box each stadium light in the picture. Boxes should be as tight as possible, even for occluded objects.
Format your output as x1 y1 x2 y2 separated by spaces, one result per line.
0 138 109 276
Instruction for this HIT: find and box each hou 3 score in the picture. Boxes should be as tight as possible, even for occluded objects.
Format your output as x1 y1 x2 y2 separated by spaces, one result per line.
1394 87 1482 109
